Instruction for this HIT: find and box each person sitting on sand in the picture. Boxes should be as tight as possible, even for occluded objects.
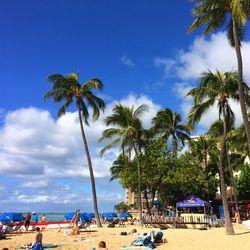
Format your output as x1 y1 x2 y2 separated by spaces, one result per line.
32 227 43 250
98 241 108 249
70 209 81 235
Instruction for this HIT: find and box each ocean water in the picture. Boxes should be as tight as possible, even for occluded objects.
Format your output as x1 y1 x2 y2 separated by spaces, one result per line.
43 213 66 221
23 213 66 222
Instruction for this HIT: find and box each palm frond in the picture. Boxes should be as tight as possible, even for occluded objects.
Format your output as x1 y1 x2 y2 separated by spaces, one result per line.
100 137 122 157
187 98 215 126
82 79 104 91
227 18 245 47
133 104 150 118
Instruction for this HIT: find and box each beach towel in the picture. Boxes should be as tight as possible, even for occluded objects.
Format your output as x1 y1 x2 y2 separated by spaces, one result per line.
16 244 64 250
121 246 153 250
42 245 64 248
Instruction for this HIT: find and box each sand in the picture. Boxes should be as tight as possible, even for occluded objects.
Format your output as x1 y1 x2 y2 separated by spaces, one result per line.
0 224 249 250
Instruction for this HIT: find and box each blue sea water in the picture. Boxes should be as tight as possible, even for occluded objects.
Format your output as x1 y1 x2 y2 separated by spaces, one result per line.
23 213 66 222
42 213 66 222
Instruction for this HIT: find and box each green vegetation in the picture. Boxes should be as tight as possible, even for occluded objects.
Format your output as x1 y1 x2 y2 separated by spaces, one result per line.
236 164 250 200
114 202 131 212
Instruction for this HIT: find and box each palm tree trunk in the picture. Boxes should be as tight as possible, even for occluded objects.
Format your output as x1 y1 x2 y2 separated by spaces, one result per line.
144 188 150 211
219 113 234 235
204 155 210 200
77 105 102 227
150 189 156 210
172 135 178 156
232 18 250 157
225 142 241 223
132 142 143 227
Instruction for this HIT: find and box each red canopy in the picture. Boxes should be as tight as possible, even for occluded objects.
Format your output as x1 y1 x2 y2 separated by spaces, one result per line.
246 204 250 210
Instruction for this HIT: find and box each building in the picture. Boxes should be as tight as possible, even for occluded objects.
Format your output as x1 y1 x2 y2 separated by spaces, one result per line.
125 188 154 209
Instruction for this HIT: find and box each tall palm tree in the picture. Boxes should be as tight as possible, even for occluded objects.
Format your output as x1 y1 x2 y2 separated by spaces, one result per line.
231 123 248 155
189 136 217 199
152 108 191 155
44 73 105 227
99 104 149 227
187 70 249 234
188 0 250 157
209 120 241 223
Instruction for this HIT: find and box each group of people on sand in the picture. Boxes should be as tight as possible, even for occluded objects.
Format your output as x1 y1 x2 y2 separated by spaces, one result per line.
24 212 46 231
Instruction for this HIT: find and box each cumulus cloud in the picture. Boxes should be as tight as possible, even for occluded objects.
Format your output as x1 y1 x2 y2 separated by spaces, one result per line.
156 32 250 130
120 54 135 67
155 32 250 82
0 94 160 211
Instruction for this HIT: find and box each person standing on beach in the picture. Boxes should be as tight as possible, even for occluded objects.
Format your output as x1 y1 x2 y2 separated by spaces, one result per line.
24 212 31 231
32 212 39 223
41 214 46 222
71 209 81 235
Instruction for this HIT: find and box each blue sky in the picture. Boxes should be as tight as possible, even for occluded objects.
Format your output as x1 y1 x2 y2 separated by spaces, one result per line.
1 1 250 213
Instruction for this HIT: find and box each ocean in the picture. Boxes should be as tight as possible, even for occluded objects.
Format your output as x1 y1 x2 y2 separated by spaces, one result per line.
23 213 66 222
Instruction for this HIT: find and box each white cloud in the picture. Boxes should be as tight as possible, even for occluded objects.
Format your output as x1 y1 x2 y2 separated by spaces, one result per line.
120 54 135 67
0 94 159 178
0 94 160 211
155 32 250 130
155 32 250 82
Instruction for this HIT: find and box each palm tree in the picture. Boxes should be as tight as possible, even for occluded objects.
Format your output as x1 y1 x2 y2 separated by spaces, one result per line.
231 123 248 155
187 70 249 234
99 104 149 227
188 0 250 157
152 108 191 155
209 120 241 223
44 73 105 227
189 136 217 200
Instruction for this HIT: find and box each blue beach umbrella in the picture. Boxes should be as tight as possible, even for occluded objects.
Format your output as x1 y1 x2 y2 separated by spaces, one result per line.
84 213 95 219
119 212 132 219
102 212 118 219
0 213 24 222
64 212 90 222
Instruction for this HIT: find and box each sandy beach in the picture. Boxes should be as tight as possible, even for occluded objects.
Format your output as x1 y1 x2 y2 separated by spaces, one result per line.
0 224 249 250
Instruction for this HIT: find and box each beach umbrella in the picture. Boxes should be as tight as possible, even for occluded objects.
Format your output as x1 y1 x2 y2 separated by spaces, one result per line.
102 212 118 219
64 212 90 222
119 212 132 219
0 213 24 222
84 213 95 219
